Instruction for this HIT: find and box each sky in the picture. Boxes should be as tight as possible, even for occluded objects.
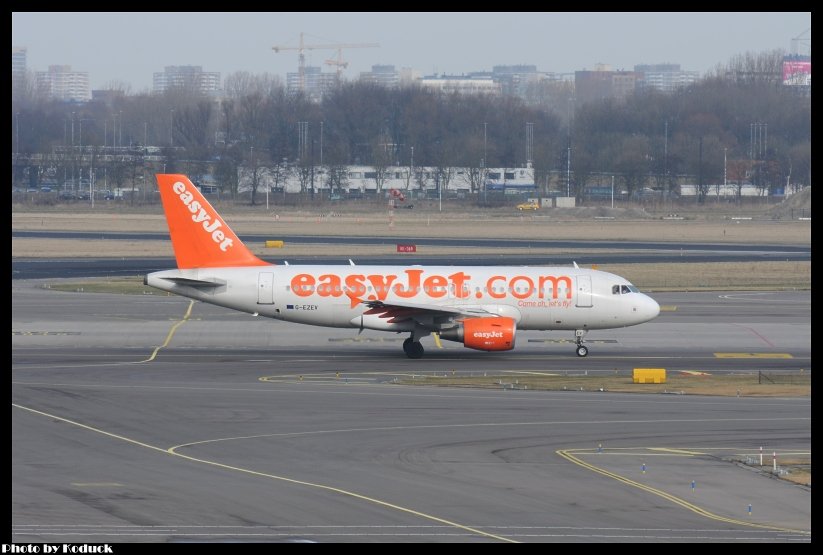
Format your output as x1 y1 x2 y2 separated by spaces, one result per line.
12 12 811 92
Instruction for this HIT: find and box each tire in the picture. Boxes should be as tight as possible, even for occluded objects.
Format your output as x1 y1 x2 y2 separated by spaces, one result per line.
407 341 424 359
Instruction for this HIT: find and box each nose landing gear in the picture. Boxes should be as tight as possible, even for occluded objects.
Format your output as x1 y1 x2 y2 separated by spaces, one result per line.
575 329 588 357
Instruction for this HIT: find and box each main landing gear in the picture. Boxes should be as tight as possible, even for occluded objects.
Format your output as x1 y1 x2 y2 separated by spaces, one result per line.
575 329 588 357
403 337 425 359
403 328 430 359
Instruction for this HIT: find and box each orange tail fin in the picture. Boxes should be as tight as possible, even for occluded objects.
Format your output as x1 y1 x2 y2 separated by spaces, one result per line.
156 174 268 269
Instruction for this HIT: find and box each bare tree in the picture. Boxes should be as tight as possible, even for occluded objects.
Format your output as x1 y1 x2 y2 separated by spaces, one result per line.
294 156 313 197
174 100 215 183
614 135 651 199
459 164 486 196
726 158 749 202
325 164 349 195
224 71 282 100
415 166 431 194
571 145 596 203
370 138 392 194
712 49 786 86
239 145 269 205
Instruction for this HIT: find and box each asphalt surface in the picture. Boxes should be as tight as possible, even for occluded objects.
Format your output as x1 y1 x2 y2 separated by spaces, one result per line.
11 283 811 543
11 232 811 280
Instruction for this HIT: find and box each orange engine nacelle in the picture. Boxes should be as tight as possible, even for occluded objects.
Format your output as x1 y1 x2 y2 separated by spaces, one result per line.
439 317 517 351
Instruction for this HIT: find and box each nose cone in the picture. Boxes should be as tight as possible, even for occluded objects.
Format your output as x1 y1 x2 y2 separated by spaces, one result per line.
642 294 661 322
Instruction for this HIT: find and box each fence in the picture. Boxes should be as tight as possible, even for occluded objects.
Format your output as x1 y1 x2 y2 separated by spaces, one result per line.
758 371 811 385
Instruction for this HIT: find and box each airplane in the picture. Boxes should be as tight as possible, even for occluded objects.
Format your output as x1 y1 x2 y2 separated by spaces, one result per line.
145 174 661 359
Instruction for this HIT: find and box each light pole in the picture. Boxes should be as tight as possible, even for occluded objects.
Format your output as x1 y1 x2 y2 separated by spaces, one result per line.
410 146 414 194
170 109 174 147
664 119 668 179
483 122 488 205
611 175 615 209
724 147 727 193
567 96 574 198
483 121 487 162
482 157 486 205
71 112 76 190
320 121 323 167
118 110 122 148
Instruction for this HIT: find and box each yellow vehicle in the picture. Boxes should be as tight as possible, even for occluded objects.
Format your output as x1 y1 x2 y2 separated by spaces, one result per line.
516 201 540 211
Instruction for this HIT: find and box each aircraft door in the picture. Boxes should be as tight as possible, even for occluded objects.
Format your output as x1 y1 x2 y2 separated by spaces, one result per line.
258 272 274 304
575 275 592 307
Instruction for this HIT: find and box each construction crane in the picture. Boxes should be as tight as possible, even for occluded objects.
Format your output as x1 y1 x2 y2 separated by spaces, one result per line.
791 27 811 56
273 32 379 92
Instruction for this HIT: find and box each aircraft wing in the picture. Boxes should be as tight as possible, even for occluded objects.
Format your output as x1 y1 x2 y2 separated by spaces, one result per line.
361 299 497 324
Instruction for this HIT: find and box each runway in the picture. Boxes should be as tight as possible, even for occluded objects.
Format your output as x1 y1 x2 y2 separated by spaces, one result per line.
11 283 811 542
11 232 811 280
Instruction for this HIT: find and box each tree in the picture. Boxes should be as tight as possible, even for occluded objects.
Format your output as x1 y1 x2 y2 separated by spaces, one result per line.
786 141 811 189
294 155 313 197
214 146 241 197
269 158 291 200
174 100 215 183
614 135 651 199
571 144 596 203
370 136 392 195
325 164 349 195
240 145 269 206
712 49 786 86
726 158 750 202
459 164 486 196
415 166 431 194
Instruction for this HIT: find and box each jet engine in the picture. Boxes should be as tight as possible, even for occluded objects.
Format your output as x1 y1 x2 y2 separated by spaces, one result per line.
439 317 516 351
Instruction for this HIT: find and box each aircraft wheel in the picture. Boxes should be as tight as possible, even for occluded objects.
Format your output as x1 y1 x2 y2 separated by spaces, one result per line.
407 341 424 359
576 345 589 357
403 337 413 355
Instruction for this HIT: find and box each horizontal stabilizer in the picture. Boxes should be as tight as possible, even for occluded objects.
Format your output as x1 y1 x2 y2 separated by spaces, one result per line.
160 276 226 288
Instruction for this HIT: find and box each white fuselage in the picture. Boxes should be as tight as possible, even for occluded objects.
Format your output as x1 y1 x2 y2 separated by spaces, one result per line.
146 264 660 332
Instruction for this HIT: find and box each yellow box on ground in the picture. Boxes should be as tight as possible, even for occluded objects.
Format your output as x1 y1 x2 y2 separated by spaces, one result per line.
265 240 284 248
633 368 666 384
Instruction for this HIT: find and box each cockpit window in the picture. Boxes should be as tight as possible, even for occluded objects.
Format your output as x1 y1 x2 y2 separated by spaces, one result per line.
614 284 640 294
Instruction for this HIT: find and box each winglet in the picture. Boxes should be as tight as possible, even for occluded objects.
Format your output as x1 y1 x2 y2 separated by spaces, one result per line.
156 174 269 269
